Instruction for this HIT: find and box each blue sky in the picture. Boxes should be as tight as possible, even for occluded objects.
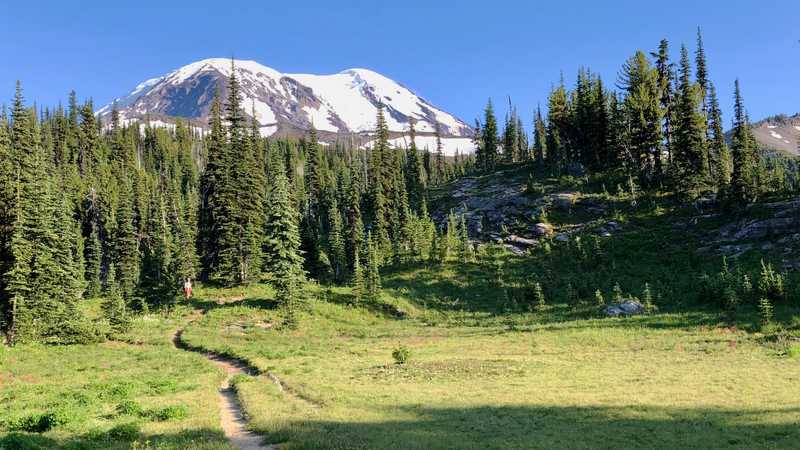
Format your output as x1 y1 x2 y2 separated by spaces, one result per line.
1 0 797 128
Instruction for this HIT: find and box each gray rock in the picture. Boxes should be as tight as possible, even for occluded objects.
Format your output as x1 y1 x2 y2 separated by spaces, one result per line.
533 222 554 237
554 234 569 242
604 300 645 317
504 244 526 256
506 235 538 248
551 192 580 209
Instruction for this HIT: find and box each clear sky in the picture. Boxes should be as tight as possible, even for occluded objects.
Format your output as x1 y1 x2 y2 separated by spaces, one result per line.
1 0 797 128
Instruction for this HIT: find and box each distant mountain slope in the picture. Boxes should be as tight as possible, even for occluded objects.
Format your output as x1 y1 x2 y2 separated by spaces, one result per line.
749 114 800 156
97 58 473 145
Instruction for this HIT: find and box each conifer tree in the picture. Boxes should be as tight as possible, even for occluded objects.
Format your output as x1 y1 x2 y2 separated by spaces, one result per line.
619 51 663 182
695 28 709 112
404 121 425 212
652 39 674 167
481 99 499 171
546 80 570 170
114 179 139 300
364 231 381 303
730 80 759 203
459 213 473 263
102 264 130 334
671 45 709 195
351 251 364 304
434 124 445 184
345 180 364 272
707 83 731 186
263 154 305 327
532 282 546 311
138 189 177 309
533 105 547 164
369 105 392 261
327 195 347 282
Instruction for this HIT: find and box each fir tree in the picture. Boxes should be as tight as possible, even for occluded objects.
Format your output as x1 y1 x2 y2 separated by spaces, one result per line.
351 251 365 304
327 195 347 282
671 45 709 196
404 120 425 212
532 282 546 311
730 80 759 203
707 83 731 186
365 232 382 303
114 179 139 300
533 105 547 164
481 99 499 171
263 155 305 328
102 264 130 334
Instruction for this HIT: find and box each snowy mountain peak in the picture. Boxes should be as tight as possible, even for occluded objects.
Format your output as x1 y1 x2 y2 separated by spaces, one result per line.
98 58 472 141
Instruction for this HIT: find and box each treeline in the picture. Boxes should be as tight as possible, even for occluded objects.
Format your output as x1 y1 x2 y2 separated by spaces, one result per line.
0 65 473 344
473 29 799 200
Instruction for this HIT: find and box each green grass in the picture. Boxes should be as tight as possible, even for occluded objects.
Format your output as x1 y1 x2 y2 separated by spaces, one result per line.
178 276 800 450
0 303 235 450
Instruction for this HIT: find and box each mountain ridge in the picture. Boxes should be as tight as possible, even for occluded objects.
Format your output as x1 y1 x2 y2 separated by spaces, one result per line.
97 58 473 145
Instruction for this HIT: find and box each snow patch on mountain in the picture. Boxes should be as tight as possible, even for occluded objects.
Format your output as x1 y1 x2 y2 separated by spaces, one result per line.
364 135 475 156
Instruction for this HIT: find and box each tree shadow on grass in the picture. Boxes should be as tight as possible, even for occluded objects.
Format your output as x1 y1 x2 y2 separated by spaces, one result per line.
268 404 800 450
0 428 233 450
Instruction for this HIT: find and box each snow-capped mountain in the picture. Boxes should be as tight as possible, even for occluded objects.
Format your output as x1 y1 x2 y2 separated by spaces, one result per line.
97 58 473 141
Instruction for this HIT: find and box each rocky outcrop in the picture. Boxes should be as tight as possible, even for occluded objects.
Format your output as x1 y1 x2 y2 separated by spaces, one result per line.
604 300 645 317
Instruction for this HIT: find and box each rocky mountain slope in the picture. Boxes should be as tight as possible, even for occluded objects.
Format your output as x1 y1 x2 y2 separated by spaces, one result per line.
97 58 473 153
749 114 800 156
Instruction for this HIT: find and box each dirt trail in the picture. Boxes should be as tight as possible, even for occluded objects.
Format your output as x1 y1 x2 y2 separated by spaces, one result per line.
173 312 274 450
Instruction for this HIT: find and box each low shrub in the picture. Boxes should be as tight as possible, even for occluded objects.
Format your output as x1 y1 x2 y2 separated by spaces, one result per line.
392 345 411 365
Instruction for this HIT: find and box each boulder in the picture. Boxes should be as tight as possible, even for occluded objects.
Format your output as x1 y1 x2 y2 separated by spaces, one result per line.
504 244 526 256
551 192 580 209
604 300 645 317
506 235 538 248
533 222 554 237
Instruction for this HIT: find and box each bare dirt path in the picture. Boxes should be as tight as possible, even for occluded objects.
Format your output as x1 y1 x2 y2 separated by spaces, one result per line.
173 311 274 450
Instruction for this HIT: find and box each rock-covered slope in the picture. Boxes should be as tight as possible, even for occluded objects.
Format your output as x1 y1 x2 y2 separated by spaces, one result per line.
749 114 800 156
97 58 473 143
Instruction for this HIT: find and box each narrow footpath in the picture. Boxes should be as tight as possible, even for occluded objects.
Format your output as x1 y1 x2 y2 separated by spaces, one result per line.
173 311 274 450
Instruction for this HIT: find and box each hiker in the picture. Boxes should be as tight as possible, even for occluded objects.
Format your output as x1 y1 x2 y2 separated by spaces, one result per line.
183 278 193 300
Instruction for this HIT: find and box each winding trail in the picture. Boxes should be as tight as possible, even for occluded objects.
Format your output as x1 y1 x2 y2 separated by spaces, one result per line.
173 311 275 450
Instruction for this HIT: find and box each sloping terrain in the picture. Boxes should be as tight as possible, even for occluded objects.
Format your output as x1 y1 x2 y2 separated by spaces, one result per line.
749 114 800 156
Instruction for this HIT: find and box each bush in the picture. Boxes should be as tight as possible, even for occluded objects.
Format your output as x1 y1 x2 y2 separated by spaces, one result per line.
107 422 141 441
116 400 143 416
392 345 411 365
148 405 188 421
45 317 109 345
7 410 70 432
